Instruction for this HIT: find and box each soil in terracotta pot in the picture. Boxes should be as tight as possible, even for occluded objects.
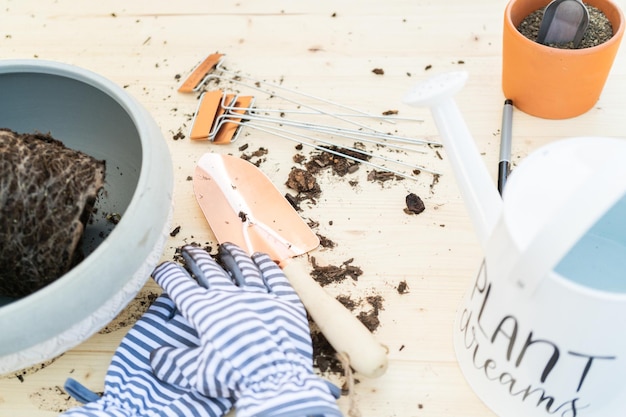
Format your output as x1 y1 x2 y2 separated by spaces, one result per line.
517 4 613 49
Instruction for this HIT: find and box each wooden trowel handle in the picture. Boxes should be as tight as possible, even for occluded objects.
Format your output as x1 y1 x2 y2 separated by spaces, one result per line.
282 260 389 378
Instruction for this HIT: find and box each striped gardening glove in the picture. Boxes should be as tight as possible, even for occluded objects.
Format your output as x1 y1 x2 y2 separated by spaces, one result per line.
150 243 342 417
61 294 233 417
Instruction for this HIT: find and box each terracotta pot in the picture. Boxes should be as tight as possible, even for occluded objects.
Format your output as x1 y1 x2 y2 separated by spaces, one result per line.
502 0 624 119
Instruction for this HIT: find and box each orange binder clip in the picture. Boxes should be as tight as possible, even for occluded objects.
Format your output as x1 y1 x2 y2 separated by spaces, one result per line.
213 95 254 144
189 91 255 143
178 53 223 93
190 90 223 140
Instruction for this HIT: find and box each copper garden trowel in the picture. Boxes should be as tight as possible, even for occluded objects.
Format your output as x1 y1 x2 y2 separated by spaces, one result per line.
193 153 388 378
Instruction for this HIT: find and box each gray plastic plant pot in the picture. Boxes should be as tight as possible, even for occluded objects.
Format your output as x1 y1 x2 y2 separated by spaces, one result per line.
0 59 174 374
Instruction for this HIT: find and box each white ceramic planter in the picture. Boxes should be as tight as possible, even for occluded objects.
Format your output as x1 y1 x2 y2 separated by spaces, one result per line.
0 60 174 374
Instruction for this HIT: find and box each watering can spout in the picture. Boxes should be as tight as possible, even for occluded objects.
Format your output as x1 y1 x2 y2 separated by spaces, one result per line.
403 71 502 249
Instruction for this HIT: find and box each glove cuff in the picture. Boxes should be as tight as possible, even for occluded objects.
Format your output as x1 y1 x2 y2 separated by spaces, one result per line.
64 378 102 404
236 374 342 417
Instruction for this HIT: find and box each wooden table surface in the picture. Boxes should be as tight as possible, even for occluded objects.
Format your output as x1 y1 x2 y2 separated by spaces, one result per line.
1 1 625 416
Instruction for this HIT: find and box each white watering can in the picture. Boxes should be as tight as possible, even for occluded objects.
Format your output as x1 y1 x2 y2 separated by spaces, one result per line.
404 71 626 417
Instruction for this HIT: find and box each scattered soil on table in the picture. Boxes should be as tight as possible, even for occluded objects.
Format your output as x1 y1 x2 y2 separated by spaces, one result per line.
284 145 397 379
284 192 302 211
0 358 58 381
240 145 268 167
316 233 336 248
309 257 363 286
172 241 216 263
397 280 410 294
336 294 359 310
517 4 613 48
307 218 320 229
285 167 322 207
358 295 384 332
170 225 181 237
286 167 321 194
310 325 345 375
310 292 384 376
172 129 185 140
304 144 371 177
29 386 83 413
98 289 159 334
289 143 403 196
307 256 387 377
367 169 402 182
430 173 441 193
404 192 426 215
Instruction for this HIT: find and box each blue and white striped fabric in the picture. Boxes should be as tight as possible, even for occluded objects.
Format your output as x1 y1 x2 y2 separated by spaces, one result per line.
61 294 234 417
150 243 342 417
